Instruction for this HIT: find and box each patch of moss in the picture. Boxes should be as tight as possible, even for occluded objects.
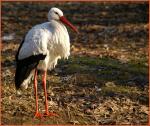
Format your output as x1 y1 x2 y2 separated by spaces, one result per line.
60 55 147 76
58 55 148 89
66 64 90 74
102 85 140 95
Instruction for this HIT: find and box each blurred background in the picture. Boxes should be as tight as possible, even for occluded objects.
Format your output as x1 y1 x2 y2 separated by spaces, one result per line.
1 2 149 125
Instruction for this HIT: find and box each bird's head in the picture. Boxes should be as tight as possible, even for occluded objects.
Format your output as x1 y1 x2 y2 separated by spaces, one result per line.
48 7 78 33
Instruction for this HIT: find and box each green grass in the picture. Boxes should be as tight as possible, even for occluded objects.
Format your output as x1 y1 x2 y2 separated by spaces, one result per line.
59 56 147 73
58 56 148 86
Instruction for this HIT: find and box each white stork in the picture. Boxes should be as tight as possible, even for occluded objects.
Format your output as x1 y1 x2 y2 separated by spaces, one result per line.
15 7 78 118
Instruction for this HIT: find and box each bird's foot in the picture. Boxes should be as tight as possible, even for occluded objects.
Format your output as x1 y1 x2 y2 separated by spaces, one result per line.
34 112 43 118
43 111 59 117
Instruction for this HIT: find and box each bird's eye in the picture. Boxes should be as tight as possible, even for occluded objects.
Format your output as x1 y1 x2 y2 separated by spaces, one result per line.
55 12 59 15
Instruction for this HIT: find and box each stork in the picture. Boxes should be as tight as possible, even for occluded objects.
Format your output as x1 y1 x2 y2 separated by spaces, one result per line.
15 7 78 118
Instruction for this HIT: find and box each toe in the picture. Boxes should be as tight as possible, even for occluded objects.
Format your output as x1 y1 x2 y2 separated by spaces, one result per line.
34 112 43 118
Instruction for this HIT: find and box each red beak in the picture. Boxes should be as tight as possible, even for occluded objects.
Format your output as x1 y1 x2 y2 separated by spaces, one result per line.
60 16 79 33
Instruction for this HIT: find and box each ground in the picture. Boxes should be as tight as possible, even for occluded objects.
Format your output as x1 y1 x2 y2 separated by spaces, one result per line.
1 2 149 125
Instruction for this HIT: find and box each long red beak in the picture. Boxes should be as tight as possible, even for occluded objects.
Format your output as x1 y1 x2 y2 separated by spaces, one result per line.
60 16 78 33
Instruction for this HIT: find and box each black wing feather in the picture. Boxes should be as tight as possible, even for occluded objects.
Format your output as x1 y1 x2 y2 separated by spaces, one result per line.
15 38 46 89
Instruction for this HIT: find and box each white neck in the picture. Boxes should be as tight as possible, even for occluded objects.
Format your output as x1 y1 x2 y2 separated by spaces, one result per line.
48 20 70 59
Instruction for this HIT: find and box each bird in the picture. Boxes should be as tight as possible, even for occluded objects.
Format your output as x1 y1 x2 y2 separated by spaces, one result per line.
15 7 78 118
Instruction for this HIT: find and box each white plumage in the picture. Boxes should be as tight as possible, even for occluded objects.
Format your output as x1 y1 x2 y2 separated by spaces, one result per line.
15 7 78 117
19 10 70 69
19 21 70 67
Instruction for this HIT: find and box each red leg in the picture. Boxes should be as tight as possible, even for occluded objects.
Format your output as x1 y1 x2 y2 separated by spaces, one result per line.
42 71 58 117
34 69 42 118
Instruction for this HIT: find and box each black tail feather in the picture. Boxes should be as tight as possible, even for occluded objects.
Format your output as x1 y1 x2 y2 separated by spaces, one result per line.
15 61 37 89
15 54 46 89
